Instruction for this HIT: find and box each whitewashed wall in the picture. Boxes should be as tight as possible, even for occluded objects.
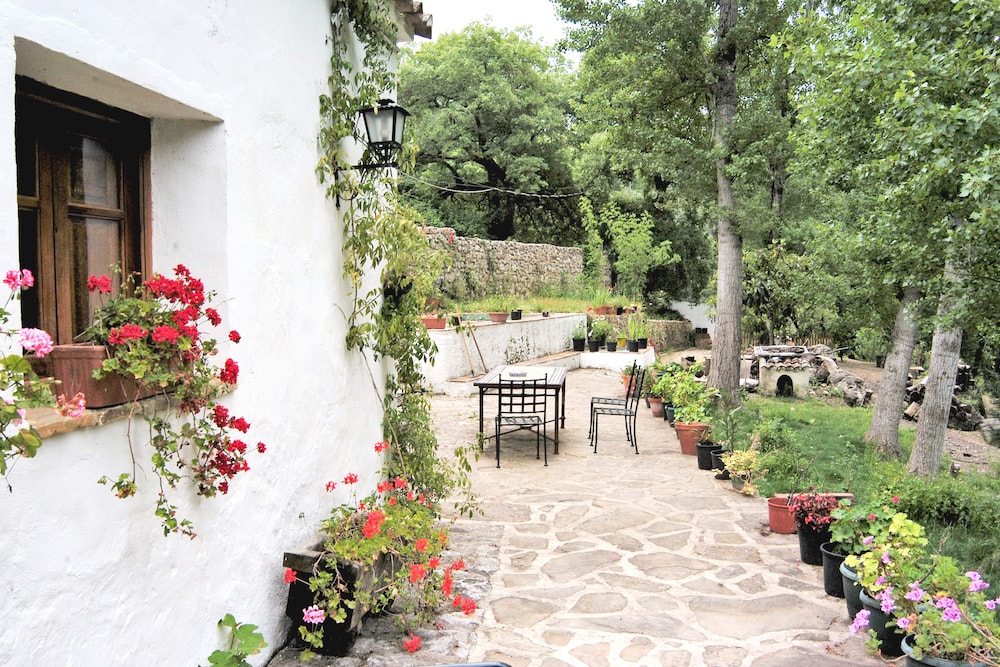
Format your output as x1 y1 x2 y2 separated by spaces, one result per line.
0 2 390 664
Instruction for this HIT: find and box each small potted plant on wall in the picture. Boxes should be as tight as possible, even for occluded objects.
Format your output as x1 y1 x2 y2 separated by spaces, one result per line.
482 295 511 323
590 318 611 352
571 321 586 352
606 328 619 352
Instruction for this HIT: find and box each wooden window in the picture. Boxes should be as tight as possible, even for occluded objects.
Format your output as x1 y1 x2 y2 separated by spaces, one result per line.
15 77 151 344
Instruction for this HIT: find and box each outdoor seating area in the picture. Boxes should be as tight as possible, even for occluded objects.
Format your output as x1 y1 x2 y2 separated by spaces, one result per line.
447 365 878 665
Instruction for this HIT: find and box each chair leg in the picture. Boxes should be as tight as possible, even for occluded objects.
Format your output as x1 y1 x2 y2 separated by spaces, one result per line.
632 414 639 454
495 418 501 468
592 414 599 453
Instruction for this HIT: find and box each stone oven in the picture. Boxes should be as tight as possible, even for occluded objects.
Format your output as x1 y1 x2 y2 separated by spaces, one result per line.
754 345 812 398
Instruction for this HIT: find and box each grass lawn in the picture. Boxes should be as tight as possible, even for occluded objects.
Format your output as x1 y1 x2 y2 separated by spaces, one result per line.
740 395 1000 581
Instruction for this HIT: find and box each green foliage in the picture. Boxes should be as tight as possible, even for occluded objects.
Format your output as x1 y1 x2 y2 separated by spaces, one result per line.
599 203 679 300
753 395 1000 582
398 24 581 243
852 326 889 363
1 273 63 480
589 317 612 342
292 457 476 653
324 2 474 513
750 416 796 454
204 614 267 667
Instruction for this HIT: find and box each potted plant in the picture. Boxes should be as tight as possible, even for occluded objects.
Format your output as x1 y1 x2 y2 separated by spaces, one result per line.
482 295 512 323
721 446 766 496
50 265 266 537
845 507 929 657
702 393 742 470
867 554 1000 665
646 377 666 418
828 496 904 604
635 319 650 349
625 314 641 352
671 367 715 456
590 318 612 351
282 442 476 659
420 312 446 329
787 489 841 566
606 328 619 352
570 321 586 352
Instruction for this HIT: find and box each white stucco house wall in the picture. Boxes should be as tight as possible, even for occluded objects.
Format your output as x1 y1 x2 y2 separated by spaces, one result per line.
0 2 430 664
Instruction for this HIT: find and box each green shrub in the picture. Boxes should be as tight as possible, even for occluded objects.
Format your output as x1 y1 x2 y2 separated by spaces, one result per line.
751 417 796 453
853 326 889 362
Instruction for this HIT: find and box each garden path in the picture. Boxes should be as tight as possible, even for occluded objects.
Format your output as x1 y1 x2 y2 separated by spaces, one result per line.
271 365 881 666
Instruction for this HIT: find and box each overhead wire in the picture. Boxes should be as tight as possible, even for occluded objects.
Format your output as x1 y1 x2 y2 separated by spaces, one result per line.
399 172 583 199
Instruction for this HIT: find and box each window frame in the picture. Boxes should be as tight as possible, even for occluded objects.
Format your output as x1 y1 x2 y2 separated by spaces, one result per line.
15 76 152 344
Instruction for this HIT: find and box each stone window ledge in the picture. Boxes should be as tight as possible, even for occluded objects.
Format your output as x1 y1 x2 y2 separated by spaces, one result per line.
26 384 232 439
26 392 178 439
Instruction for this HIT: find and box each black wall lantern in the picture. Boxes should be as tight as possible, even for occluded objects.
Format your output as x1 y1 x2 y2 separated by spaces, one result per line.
336 98 410 207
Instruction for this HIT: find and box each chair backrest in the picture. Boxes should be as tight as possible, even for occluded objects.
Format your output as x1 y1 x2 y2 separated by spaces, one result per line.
628 368 646 410
623 362 640 399
498 376 548 417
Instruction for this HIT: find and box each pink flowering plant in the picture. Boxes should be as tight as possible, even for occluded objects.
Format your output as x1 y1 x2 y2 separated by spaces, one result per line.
851 550 1000 664
284 442 476 660
85 265 264 538
829 495 904 556
846 509 928 597
1 269 85 481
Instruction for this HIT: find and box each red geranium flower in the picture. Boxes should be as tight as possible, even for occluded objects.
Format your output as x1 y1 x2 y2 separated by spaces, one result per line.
402 633 421 653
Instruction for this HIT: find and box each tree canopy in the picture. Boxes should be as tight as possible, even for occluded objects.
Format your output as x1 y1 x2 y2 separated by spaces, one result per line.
398 23 581 244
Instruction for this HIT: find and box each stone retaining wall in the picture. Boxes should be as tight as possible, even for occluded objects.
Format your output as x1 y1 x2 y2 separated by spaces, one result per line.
425 227 583 298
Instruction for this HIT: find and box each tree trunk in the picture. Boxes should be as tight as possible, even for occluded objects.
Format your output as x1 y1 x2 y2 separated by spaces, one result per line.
707 0 742 398
908 253 963 477
866 285 921 458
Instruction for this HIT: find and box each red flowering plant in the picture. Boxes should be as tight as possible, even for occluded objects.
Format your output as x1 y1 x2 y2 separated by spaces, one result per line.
1 269 85 481
787 488 842 531
85 265 264 538
284 441 475 660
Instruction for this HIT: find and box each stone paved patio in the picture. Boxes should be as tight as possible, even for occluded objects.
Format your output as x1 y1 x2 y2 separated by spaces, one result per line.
270 365 881 667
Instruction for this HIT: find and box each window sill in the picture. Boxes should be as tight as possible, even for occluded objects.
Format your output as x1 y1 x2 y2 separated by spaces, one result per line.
26 392 180 439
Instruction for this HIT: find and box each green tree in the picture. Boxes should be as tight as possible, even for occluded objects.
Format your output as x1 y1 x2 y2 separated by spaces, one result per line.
557 0 795 397
789 0 1000 473
398 23 581 243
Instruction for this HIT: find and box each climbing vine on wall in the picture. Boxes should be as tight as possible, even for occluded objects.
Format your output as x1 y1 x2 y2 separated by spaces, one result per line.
319 1 474 511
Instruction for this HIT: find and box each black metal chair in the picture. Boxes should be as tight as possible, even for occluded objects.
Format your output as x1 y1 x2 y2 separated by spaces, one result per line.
495 376 548 467
588 362 639 439
590 367 645 454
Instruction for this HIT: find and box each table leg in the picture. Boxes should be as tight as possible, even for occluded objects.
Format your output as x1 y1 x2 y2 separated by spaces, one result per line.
554 388 560 454
561 382 567 427
478 387 485 444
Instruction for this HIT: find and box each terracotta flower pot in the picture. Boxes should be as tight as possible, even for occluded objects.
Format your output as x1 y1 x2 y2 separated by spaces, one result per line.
488 312 509 323
674 421 709 456
420 315 446 329
48 344 157 409
648 397 664 418
767 495 796 534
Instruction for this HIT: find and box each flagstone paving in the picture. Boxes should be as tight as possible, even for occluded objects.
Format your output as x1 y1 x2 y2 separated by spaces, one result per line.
269 366 881 667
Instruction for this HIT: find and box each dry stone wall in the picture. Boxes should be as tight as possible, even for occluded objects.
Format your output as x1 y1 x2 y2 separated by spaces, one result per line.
424 227 583 298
